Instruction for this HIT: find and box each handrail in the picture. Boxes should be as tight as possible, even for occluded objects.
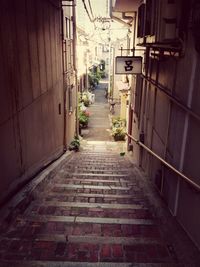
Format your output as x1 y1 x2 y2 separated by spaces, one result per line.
141 74 200 123
126 133 200 192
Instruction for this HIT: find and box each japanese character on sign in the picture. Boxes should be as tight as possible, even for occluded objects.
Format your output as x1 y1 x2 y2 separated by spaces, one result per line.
124 60 133 72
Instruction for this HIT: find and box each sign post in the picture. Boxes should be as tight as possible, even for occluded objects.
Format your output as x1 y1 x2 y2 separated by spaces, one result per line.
115 56 142 74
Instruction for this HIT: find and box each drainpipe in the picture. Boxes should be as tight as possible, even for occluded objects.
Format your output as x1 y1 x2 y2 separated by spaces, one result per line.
61 7 67 151
133 12 137 54
72 0 79 136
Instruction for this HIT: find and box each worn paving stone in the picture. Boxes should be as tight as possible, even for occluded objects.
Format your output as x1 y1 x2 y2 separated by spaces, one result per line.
0 140 200 266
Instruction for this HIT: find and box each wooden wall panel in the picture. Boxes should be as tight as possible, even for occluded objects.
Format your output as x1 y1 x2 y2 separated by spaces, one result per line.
36 0 48 94
27 0 41 99
0 0 64 205
14 0 33 107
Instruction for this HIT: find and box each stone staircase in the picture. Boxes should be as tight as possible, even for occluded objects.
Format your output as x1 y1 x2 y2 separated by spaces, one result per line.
0 148 190 266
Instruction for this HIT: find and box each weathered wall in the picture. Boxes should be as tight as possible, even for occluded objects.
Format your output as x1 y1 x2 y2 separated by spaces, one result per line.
132 32 200 248
0 0 64 205
63 7 77 146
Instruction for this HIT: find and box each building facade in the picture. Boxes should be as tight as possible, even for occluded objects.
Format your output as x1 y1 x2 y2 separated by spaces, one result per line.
0 0 77 205
112 0 200 249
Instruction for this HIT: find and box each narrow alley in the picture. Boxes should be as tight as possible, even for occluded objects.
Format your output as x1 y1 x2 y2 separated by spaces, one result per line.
1 0 200 266
81 80 113 141
0 89 200 266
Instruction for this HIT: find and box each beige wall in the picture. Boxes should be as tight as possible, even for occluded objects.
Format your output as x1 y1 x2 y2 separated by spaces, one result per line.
0 0 65 205
132 35 200 249
129 1 200 249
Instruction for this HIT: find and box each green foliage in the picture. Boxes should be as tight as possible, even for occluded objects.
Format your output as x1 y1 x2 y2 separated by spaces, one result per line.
88 63 106 89
78 93 90 128
82 93 90 107
69 136 80 152
88 73 100 89
111 127 126 141
79 111 89 128
111 117 126 141
112 117 126 128
99 70 106 78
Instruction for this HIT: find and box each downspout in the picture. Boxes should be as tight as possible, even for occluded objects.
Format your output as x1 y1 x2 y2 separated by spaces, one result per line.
72 0 79 136
61 7 67 151
133 12 137 53
127 11 137 147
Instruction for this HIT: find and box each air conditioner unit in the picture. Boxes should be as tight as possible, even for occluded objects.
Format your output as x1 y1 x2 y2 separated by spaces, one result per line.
156 0 178 42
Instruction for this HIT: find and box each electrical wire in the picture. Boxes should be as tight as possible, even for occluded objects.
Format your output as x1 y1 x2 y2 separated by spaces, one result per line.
82 0 94 22
88 0 94 19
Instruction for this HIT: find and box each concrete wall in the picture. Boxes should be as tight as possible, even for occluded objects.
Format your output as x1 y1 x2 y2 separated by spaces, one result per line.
129 1 200 249
0 0 65 205
136 40 200 248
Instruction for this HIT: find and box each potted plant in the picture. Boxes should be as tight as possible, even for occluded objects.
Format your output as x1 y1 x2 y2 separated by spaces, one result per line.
79 110 90 128
69 136 80 152
111 127 126 141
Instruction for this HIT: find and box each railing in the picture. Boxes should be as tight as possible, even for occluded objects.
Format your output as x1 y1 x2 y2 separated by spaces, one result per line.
126 133 200 192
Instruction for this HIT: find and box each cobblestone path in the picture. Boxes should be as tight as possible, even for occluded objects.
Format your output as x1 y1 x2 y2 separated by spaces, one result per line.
0 143 199 266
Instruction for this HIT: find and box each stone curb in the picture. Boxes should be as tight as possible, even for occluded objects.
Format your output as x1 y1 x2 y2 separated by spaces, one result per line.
0 151 73 231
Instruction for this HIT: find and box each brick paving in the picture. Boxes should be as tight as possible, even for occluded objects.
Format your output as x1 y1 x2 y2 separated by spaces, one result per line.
0 143 200 266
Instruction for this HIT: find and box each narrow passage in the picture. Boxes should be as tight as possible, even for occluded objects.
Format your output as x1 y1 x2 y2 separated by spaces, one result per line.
0 143 199 266
81 80 113 141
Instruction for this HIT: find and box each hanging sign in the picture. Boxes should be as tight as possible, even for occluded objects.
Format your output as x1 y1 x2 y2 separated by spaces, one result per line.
115 56 142 74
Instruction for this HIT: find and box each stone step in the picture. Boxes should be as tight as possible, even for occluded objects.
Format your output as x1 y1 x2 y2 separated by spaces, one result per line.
73 158 125 162
70 162 130 167
10 220 160 239
70 160 131 165
65 168 131 173
70 155 127 159
56 177 135 184
44 192 145 200
30 205 152 220
64 170 131 176
21 215 155 225
0 148 189 266
41 193 147 205
0 240 172 264
64 167 131 172
31 201 147 210
55 180 121 187
51 186 141 197
0 261 181 267
65 173 130 177
53 184 133 191
1 234 162 245
67 159 126 163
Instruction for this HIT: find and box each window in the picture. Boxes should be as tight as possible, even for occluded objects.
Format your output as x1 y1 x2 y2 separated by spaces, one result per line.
137 3 145 38
145 0 152 36
65 18 73 40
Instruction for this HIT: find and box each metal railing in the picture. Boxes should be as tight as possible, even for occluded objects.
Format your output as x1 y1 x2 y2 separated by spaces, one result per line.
126 133 200 192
